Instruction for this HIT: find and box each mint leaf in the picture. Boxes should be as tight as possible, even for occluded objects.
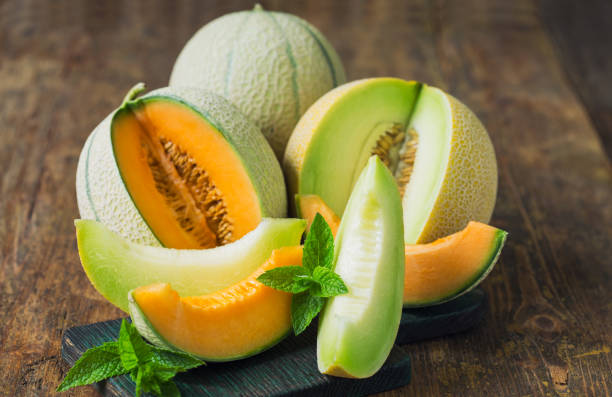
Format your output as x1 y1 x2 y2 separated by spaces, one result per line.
291 292 324 335
160 380 181 397
150 346 204 371
257 266 312 293
310 266 349 297
118 319 152 370
303 213 334 271
57 342 126 391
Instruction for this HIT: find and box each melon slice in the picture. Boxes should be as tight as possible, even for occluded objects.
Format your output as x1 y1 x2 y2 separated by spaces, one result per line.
284 78 498 244
129 246 303 361
75 217 305 312
295 194 340 237
296 195 506 307
317 156 405 379
403 221 507 307
76 84 286 249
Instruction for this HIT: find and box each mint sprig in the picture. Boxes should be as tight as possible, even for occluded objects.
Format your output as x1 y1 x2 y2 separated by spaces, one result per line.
58 319 205 396
257 213 348 335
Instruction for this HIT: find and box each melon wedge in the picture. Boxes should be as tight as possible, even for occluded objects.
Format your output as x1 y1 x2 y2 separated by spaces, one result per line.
75 217 305 312
284 78 498 244
404 221 507 307
129 246 302 361
317 156 405 379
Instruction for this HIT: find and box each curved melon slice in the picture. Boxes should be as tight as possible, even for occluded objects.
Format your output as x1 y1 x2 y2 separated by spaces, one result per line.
317 156 405 379
76 217 305 312
129 246 302 361
76 84 286 249
284 78 497 244
404 221 507 307
296 194 340 237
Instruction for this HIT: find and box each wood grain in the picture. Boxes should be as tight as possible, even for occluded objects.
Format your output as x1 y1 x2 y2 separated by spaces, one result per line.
0 0 610 396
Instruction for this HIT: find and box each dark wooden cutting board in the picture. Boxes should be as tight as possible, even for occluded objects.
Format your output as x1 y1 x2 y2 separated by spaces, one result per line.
61 289 485 396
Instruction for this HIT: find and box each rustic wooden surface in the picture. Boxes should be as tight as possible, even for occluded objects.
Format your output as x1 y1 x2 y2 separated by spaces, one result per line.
1 0 610 396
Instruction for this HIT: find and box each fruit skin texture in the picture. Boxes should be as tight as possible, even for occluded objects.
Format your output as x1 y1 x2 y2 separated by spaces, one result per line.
317 156 405 379
403 221 507 307
129 246 302 362
169 5 346 158
75 217 305 312
283 78 497 244
76 85 286 247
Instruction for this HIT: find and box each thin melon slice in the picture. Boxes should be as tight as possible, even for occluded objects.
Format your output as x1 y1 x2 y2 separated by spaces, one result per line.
317 156 405 379
76 84 286 249
129 246 302 361
404 221 507 307
284 78 497 244
75 217 305 312
295 194 340 237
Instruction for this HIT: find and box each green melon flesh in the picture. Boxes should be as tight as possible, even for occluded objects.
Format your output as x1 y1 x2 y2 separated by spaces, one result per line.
75 217 305 312
317 156 405 379
284 78 497 244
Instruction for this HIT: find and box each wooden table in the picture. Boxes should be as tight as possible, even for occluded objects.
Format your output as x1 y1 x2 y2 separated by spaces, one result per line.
1 1 610 395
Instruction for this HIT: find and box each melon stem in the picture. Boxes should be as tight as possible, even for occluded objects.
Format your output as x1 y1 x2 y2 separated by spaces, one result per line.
121 82 146 107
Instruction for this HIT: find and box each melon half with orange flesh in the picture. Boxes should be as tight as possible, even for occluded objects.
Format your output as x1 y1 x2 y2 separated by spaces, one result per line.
76 84 286 249
296 194 507 307
129 246 302 361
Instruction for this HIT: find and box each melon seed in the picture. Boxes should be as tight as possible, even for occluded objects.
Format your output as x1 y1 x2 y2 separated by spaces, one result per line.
136 111 234 248
370 124 418 197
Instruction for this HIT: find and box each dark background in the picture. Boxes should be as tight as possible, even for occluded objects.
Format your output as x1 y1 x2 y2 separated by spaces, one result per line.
1 0 610 396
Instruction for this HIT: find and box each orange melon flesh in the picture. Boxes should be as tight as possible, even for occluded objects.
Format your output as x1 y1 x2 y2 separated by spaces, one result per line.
404 221 506 306
131 245 302 361
296 194 340 237
112 98 261 249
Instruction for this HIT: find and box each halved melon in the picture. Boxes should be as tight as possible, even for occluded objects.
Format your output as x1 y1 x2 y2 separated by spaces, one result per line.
295 194 340 237
284 78 498 244
129 246 303 361
403 221 507 307
76 217 305 312
76 84 286 248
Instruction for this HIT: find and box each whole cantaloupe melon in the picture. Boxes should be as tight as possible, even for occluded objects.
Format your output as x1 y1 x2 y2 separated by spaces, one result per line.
169 4 346 159
76 84 287 248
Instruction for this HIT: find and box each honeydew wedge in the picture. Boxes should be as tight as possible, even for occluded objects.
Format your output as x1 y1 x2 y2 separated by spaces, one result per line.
129 246 303 361
317 156 405 379
284 78 498 244
75 217 305 312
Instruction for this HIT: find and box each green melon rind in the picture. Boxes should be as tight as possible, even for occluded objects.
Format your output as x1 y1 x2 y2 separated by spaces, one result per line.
75 217 305 312
128 292 291 362
76 85 286 247
403 228 508 308
169 6 346 158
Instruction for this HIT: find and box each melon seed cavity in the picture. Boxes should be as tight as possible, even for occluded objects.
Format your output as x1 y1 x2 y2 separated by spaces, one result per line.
136 111 234 248
370 123 418 197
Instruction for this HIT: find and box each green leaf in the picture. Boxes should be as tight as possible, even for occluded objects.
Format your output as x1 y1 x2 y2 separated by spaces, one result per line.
118 319 152 370
150 346 205 371
257 266 312 293
311 266 349 297
160 381 181 397
303 213 334 272
57 342 126 392
291 291 324 335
